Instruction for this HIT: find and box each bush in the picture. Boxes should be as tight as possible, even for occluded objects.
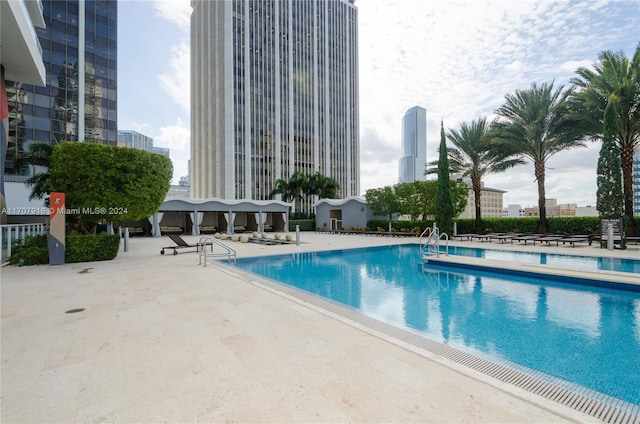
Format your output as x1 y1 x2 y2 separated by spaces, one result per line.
288 219 315 231
9 235 49 265
9 233 120 265
66 233 120 262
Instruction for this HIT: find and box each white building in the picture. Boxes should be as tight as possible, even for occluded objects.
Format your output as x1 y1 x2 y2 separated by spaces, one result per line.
190 0 360 215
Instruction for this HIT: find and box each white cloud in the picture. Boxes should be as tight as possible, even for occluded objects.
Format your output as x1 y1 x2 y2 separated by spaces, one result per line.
151 0 191 32
154 119 190 182
157 41 190 115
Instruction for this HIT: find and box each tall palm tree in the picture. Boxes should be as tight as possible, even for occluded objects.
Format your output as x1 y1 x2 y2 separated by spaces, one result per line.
429 118 525 234
570 45 640 236
491 82 586 234
14 142 55 201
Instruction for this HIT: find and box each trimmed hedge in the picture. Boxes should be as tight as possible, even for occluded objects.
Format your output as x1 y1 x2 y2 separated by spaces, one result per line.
289 219 315 231
9 233 120 265
371 216 640 237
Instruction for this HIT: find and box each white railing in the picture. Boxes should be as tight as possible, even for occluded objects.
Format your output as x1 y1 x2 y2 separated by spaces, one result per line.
1 223 48 264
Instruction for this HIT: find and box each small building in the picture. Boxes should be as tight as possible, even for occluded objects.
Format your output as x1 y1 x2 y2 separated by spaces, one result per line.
315 197 387 231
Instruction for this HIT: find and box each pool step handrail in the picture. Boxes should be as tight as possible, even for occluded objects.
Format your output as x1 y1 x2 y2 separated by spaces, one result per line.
198 236 236 266
419 223 449 262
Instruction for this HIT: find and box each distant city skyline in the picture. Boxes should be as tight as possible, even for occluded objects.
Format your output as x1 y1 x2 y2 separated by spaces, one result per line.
117 0 640 206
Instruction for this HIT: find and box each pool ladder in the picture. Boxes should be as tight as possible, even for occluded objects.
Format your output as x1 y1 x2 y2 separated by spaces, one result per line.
198 236 237 266
419 223 449 265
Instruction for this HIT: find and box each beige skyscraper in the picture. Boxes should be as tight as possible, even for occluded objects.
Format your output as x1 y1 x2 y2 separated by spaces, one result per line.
190 0 359 214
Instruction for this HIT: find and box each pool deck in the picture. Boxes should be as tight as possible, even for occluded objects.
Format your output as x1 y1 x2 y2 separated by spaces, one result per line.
2 232 638 423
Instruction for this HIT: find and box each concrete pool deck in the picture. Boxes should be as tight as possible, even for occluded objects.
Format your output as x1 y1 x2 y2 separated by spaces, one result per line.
2 232 638 423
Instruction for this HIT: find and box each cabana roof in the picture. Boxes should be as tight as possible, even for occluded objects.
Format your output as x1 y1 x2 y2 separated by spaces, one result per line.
160 198 292 213
314 196 367 207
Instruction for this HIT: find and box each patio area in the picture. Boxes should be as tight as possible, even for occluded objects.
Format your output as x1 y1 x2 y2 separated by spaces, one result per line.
3 232 632 423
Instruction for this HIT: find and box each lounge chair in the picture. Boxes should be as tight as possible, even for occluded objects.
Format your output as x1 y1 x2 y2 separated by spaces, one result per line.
161 234 211 255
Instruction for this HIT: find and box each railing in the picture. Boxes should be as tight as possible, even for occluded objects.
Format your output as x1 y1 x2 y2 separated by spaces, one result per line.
419 223 449 262
198 236 236 266
1 223 48 264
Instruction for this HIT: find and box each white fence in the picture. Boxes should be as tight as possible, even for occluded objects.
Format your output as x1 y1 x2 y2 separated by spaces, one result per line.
0 223 48 264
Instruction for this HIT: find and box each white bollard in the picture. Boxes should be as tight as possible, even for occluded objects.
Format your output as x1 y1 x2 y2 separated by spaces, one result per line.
296 225 300 246
607 223 614 251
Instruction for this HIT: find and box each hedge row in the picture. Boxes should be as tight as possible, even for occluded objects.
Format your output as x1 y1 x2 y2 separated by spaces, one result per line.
368 216 640 237
10 233 120 266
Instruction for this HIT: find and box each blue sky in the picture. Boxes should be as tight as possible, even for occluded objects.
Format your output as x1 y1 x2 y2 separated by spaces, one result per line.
118 0 639 207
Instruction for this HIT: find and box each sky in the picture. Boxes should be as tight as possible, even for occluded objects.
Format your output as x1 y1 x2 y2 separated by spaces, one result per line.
117 0 640 208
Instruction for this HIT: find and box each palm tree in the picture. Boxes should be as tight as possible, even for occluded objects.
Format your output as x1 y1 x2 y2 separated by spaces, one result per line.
14 142 55 201
570 45 640 236
307 171 340 200
269 171 308 213
429 118 525 234
491 82 586 234
269 178 293 202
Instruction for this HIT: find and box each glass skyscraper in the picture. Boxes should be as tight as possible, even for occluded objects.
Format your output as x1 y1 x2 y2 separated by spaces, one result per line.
4 0 117 177
398 106 427 183
190 0 359 213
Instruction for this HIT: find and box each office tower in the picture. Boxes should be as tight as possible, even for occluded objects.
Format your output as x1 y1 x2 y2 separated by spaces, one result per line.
191 0 359 213
3 0 117 179
117 130 170 158
398 106 427 183
1 0 47 223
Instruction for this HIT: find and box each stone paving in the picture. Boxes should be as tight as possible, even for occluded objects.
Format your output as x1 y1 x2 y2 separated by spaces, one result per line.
4 231 633 423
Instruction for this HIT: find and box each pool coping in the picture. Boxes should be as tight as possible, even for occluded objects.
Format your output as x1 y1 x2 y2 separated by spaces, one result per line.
423 254 640 291
218 254 640 424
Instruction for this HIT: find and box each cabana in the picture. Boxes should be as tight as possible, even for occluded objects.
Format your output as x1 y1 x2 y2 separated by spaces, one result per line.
149 198 292 237
315 196 387 231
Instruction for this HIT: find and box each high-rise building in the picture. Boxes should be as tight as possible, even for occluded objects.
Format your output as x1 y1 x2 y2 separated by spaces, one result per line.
190 0 359 213
398 106 427 183
1 0 47 223
633 148 639 216
117 130 170 158
4 0 117 179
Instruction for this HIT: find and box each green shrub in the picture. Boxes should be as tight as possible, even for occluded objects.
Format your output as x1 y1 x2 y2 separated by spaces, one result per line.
288 219 315 231
9 235 49 265
9 233 120 265
66 233 120 263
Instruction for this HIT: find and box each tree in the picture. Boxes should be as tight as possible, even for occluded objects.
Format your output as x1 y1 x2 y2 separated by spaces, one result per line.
364 186 399 224
14 142 55 201
597 100 625 247
435 121 454 234
491 82 586 234
394 180 468 219
269 178 294 202
428 118 524 234
570 45 640 236
307 171 340 200
49 142 173 233
269 171 311 213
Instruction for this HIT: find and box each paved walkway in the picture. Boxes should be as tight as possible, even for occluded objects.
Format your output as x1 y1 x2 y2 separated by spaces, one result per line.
4 232 635 423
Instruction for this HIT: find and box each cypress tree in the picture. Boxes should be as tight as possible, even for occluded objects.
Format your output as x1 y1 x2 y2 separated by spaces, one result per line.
596 99 625 248
596 100 624 219
435 121 454 234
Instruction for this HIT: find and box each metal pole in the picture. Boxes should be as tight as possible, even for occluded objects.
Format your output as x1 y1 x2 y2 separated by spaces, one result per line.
124 227 129 252
296 225 300 246
607 223 614 251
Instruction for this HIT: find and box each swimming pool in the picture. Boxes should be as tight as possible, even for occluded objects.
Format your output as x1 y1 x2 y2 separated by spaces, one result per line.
440 245 640 274
235 244 640 409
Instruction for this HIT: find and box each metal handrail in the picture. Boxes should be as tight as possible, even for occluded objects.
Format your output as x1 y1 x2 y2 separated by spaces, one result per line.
419 223 449 262
198 236 236 266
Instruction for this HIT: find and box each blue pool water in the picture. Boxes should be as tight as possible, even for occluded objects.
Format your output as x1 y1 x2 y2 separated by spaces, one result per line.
235 244 640 406
441 245 640 274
